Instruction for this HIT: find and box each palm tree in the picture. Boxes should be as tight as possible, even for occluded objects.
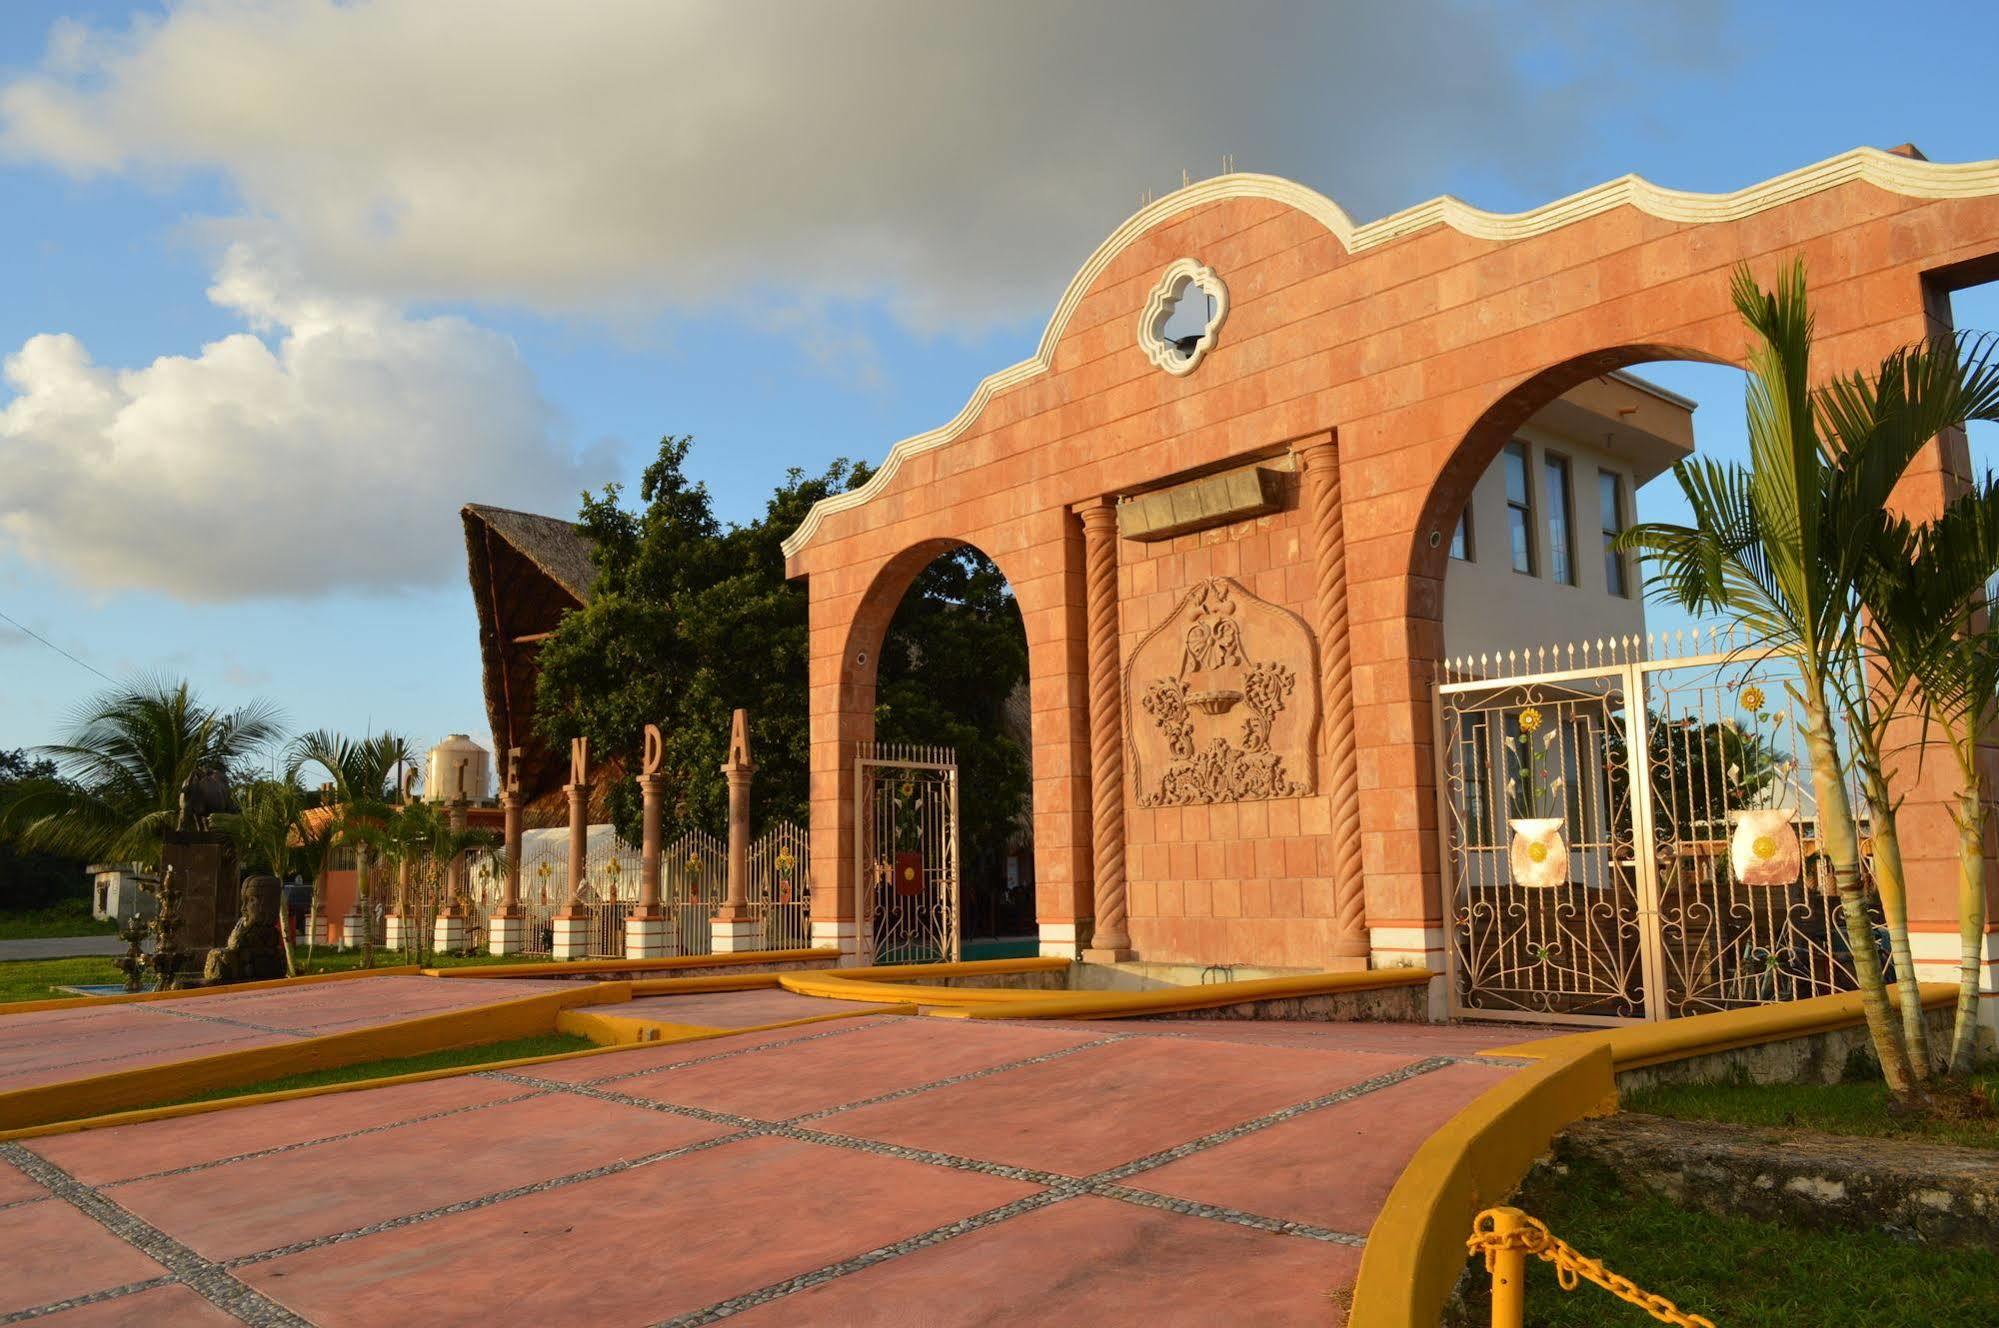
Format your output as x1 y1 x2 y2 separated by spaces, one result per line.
0 678 283 867
1820 327 1999 1077
287 730 413 968
1864 476 1999 1075
1619 264 1923 1093
379 798 497 964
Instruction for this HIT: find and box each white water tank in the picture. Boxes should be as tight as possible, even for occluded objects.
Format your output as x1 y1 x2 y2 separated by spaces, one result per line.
426 734 492 803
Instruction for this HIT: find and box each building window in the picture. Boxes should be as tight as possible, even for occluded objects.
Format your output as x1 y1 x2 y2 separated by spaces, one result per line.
1450 506 1473 561
1504 441 1535 575
1544 454 1575 586
1600 470 1630 597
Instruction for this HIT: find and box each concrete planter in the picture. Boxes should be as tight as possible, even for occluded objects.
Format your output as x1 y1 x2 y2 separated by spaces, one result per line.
1508 817 1569 889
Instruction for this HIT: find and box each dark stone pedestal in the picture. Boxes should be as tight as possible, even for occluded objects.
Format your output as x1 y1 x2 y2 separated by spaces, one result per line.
161 830 238 981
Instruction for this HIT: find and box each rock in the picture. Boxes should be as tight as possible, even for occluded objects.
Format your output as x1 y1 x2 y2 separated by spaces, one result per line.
1555 1112 1999 1248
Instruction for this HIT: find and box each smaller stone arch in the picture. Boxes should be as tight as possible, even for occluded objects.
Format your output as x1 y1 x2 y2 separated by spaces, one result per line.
1410 341 1736 590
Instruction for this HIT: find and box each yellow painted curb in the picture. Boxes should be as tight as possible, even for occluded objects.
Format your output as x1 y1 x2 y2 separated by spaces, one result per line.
422 948 839 979
1484 983 1958 1069
0 981 632 1133
1349 1043 1616 1328
561 1003 918 1046
1350 982 1963 1325
925 968 1434 1020
626 974 786 997
0 965 425 1016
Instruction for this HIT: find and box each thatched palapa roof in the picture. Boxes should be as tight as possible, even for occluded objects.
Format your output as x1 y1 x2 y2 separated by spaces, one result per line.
462 503 597 808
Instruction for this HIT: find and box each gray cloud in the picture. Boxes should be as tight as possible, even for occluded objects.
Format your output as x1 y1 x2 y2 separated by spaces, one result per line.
1 0 1728 333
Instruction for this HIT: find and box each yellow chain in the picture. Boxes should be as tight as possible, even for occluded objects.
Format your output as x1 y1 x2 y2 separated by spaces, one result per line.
1467 1208 1717 1328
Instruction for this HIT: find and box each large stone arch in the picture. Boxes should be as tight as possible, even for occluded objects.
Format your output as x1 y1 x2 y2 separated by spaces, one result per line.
786 148 1999 972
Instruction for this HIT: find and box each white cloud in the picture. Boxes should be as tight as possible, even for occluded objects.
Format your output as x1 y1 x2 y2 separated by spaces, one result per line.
0 0 1726 333
0 243 609 601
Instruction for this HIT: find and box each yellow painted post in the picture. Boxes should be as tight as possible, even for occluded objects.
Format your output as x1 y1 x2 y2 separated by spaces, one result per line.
1488 1207 1529 1328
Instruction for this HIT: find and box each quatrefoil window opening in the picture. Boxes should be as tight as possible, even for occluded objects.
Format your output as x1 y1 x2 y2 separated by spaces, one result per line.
1138 259 1228 377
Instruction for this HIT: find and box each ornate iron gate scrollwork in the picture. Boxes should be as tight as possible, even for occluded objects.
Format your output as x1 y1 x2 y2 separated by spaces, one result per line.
1438 632 1884 1024
855 744 959 965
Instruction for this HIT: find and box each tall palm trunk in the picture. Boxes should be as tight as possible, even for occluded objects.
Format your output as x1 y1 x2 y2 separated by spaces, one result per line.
1802 695 1916 1094
1858 765 1932 1076
357 847 375 969
1948 748 1988 1076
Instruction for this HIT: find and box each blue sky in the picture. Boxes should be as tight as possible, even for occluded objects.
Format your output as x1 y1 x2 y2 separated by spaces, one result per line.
1 1 1995 760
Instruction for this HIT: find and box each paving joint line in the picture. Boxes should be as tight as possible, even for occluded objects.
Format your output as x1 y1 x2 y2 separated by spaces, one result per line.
225 1130 756 1268
139 1006 305 1038
572 1018 886 1086
0 1275 176 1325
0 1142 308 1327
102 1090 550 1188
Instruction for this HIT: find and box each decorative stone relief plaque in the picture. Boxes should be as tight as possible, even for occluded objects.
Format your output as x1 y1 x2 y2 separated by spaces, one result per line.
1125 577 1318 805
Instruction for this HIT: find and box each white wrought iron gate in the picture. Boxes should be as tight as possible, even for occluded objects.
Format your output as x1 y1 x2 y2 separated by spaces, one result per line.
1437 632 1883 1025
855 743 960 965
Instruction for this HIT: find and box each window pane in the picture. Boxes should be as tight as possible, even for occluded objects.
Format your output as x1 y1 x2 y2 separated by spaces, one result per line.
1504 443 1530 506
1544 455 1573 585
1508 507 1533 574
1599 472 1627 597
1450 508 1471 560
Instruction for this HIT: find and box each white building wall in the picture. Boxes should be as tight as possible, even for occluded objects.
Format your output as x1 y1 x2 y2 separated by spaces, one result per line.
1442 423 1645 662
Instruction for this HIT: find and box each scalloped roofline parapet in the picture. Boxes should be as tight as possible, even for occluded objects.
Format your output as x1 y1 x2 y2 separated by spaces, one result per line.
780 146 1999 563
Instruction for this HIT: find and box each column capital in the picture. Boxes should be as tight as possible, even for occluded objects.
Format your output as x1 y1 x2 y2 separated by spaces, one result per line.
1077 496 1119 530
1293 433 1338 469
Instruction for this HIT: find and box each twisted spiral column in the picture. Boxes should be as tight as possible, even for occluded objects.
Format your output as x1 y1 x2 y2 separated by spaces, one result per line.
1299 440 1371 961
1079 499 1133 959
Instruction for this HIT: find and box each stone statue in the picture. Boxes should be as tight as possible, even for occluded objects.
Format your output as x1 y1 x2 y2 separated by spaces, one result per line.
201 875 287 985
177 766 236 832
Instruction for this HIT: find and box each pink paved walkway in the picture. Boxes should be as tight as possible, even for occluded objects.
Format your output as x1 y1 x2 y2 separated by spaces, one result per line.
0 1011 1520 1326
0 977 576 1093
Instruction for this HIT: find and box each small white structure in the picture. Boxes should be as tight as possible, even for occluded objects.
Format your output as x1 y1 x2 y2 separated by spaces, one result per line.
425 734 492 804
88 864 155 927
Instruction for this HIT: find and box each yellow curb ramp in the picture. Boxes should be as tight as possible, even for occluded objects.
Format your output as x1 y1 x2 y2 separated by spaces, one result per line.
556 1002 915 1045
1482 982 1957 1069
1349 980 1961 1327
421 947 839 980
0 965 425 1017
870 967 1430 1020
0 981 635 1135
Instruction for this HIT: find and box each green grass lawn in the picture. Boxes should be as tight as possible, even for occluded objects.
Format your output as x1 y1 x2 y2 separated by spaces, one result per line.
1625 1071 1999 1150
0 948 551 1004
1449 1157 1999 1328
167 1033 593 1106
0 900 121 939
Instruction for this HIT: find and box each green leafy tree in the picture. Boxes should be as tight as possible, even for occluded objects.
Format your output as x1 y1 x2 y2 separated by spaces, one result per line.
875 549 1031 932
534 437 869 840
0 749 85 913
0 679 283 869
533 436 1034 929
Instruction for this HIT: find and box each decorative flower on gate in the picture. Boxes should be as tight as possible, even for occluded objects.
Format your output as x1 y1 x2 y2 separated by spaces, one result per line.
1518 706 1544 734
1739 684 1766 714
1752 834 1779 862
686 853 702 876
775 849 795 878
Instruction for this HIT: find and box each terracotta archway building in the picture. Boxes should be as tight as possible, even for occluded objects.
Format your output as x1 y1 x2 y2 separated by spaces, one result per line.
784 146 1999 977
